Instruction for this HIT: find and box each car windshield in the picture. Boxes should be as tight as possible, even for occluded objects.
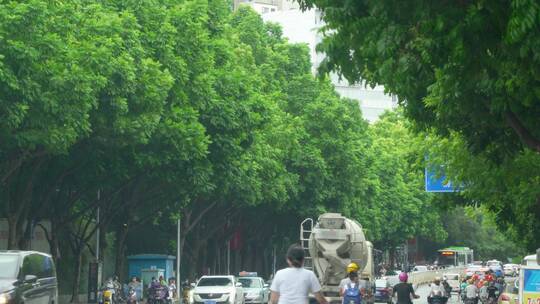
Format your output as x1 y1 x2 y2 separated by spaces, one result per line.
0 255 20 279
238 278 262 288
198 278 233 287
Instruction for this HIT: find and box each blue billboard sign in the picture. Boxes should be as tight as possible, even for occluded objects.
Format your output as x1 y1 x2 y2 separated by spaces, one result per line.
425 167 461 192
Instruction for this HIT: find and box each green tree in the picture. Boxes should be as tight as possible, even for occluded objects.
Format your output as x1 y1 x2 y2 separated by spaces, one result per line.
296 0 540 156
296 0 540 249
430 206 526 261
423 132 540 251
361 111 446 255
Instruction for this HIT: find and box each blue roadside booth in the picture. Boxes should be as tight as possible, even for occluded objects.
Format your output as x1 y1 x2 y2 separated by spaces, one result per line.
127 254 176 281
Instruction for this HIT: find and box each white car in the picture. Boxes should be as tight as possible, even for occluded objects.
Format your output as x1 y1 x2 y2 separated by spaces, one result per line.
411 265 429 272
237 276 269 304
190 275 244 304
465 265 482 277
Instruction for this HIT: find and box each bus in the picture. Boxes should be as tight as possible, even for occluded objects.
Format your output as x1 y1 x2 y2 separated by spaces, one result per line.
437 246 474 267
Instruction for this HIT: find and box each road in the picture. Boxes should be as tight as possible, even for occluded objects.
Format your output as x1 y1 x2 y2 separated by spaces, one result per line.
410 277 517 304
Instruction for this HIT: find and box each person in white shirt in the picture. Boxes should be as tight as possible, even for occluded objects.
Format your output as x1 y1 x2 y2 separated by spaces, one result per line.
428 277 448 304
465 280 479 304
270 244 328 304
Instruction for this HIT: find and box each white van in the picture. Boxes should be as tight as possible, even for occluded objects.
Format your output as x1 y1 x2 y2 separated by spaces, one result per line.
522 254 538 266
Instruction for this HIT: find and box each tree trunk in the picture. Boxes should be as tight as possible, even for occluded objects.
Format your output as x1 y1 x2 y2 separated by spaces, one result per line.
389 248 396 270
7 215 19 249
201 240 208 275
191 230 202 278
19 219 33 250
115 225 129 283
52 221 61 262
71 248 83 303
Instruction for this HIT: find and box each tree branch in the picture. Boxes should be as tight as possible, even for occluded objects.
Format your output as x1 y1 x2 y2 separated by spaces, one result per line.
186 201 218 233
504 110 540 153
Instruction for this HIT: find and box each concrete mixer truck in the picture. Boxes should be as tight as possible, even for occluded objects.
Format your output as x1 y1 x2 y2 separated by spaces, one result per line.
300 213 375 304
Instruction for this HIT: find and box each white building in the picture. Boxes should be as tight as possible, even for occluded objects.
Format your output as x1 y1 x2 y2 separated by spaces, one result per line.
234 0 299 14
257 3 396 122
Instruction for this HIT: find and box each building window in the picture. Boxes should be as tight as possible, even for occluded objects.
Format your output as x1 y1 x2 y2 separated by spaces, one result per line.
262 7 269 13
271 8 276 12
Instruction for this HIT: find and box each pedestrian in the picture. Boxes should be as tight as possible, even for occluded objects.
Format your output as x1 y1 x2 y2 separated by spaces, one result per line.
269 244 328 304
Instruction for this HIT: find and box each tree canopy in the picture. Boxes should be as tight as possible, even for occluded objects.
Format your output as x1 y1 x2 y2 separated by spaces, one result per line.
296 0 540 249
0 0 525 298
297 0 540 157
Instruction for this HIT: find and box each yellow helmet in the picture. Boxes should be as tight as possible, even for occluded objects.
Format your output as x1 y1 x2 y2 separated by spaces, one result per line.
347 262 360 273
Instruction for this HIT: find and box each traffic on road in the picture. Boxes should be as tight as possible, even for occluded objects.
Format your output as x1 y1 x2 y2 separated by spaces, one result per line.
1 214 537 304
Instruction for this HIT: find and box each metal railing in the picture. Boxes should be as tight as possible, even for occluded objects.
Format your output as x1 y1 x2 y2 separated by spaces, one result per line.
300 218 314 270
408 267 467 286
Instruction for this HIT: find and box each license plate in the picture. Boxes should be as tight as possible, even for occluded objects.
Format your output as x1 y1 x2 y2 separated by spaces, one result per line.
204 301 216 304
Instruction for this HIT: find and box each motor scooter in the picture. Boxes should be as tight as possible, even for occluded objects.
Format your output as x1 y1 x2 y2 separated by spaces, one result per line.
148 285 169 304
102 289 114 304
429 295 449 304
99 280 116 304
126 288 137 304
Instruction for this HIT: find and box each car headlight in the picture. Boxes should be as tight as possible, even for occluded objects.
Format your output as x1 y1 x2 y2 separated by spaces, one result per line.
0 292 13 304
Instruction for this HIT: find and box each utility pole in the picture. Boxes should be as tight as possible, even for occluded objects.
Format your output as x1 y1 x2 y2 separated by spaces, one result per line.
96 190 101 261
177 217 182 304
272 246 276 276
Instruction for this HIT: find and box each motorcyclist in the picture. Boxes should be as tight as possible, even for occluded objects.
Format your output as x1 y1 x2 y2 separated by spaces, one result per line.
442 276 452 296
460 278 468 301
339 262 372 299
168 278 177 301
128 277 140 290
486 282 499 304
339 263 367 297
341 271 362 304
479 280 489 304
428 277 447 304
159 275 167 286
494 277 505 295
100 277 116 304
392 272 419 304
464 279 479 304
